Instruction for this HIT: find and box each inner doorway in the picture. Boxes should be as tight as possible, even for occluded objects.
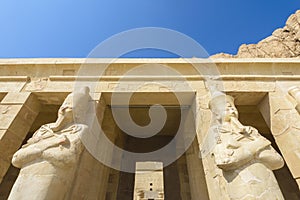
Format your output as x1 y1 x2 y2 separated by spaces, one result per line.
101 92 196 200
113 106 191 200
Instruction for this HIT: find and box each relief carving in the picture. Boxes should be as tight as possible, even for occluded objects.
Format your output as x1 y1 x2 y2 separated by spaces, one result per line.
8 87 91 200
25 78 48 91
209 92 284 199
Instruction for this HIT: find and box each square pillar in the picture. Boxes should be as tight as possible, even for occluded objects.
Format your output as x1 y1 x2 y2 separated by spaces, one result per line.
0 92 40 183
68 96 119 199
259 91 300 189
185 139 209 200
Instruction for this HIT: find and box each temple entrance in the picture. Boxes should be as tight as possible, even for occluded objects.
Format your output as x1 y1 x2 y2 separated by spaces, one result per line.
112 106 192 200
0 91 209 200
101 92 208 200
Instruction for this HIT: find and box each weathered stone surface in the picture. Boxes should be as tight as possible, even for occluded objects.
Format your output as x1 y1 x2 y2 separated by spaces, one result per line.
212 10 300 58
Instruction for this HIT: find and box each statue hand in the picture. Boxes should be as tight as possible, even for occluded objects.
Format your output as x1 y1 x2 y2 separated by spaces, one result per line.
240 126 255 135
57 135 68 144
22 135 43 148
26 137 39 144
256 146 284 170
215 151 253 171
251 137 271 153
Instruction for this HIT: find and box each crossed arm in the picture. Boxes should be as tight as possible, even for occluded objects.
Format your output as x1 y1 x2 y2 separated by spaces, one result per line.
12 134 67 168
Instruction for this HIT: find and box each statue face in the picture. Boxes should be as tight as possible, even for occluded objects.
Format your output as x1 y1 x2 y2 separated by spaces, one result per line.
58 98 73 120
49 95 75 131
222 101 238 121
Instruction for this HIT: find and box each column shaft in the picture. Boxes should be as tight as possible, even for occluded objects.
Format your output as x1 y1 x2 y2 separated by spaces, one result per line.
259 91 300 189
0 92 40 183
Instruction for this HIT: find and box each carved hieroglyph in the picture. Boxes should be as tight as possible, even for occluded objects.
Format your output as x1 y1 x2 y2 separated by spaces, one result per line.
8 87 91 200
209 92 284 200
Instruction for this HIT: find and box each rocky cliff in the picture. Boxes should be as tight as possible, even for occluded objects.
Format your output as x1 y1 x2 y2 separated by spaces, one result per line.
211 10 300 58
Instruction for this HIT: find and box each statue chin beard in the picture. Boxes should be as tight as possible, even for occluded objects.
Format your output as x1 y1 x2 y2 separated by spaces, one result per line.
51 115 74 132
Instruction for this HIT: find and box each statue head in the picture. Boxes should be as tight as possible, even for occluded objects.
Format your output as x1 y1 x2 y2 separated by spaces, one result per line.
52 87 91 131
209 92 238 123
288 86 300 100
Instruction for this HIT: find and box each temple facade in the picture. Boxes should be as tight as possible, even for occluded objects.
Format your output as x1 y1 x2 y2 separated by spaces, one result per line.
0 58 300 199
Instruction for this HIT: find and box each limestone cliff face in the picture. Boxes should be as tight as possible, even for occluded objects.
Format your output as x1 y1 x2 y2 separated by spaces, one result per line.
212 10 300 58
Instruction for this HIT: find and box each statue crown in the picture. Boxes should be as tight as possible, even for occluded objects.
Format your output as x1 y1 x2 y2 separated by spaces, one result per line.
209 92 234 113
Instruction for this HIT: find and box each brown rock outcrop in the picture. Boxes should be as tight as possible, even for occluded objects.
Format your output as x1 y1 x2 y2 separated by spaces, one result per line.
211 10 300 58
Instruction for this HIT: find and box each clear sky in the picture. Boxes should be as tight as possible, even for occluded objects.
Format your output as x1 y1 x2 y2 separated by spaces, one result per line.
0 1 299 58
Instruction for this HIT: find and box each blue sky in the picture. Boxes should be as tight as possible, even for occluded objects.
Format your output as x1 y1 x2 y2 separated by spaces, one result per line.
0 1 299 58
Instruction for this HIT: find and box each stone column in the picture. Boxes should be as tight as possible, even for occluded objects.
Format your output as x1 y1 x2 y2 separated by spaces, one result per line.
0 92 40 183
97 106 119 199
106 169 121 200
185 139 209 200
106 125 126 200
69 97 119 199
259 89 300 189
177 155 191 200
175 105 202 200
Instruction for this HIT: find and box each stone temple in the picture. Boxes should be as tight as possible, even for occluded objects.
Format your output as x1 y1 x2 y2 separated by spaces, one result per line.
0 10 300 200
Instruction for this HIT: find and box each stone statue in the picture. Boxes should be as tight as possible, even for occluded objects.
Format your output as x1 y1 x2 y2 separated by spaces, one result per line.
209 92 284 200
288 86 300 114
8 87 91 200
